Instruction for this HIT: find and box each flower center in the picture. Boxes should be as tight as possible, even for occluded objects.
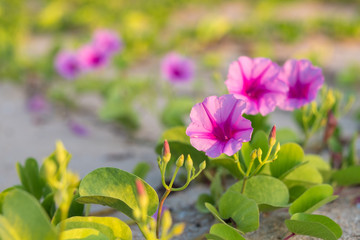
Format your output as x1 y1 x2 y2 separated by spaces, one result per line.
172 67 184 78
288 82 309 99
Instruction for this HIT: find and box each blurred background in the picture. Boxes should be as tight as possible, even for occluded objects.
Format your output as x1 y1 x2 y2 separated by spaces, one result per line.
1 0 360 190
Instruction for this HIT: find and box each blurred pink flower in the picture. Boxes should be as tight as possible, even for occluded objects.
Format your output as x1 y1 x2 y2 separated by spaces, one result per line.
161 53 194 83
225 56 287 116
77 44 108 70
186 94 253 158
68 120 89 137
278 59 324 111
93 29 122 55
27 94 49 113
54 51 81 80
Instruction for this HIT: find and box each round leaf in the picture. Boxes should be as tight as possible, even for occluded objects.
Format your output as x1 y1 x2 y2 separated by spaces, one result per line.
62 228 109 240
285 213 342 240
270 143 304 179
78 168 158 219
0 189 57 240
228 175 289 211
289 184 337 215
208 224 245 240
284 164 323 188
60 216 132 240
219 191 259 233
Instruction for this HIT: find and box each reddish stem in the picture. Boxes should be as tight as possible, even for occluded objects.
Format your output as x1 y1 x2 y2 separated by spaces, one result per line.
283 233 296 240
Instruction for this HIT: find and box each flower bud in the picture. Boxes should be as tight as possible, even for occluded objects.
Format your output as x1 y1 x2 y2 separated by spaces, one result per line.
269 125 276 147
199 161 206 171
257 148 262 160
135 179 148 209
250 149 258 160
133 207 141 220
275 142 281 154
171 223 186 236
185 155 193 172
176 154 184 168
162 210 172 235
162 140 171 163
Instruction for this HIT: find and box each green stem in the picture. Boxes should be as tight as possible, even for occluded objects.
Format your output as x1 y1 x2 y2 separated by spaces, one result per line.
241 177 248 194
233 154 245 176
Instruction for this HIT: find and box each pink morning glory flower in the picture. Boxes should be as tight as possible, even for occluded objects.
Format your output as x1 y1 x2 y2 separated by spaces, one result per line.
93 29 122 56
54 51 81 80
186 94 253 158
161 52 195 83
225 56 287 116
77 44 108 70
278 59 324 111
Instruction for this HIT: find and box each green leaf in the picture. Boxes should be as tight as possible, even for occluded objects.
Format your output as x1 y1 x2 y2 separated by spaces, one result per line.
283 164 323 188
207 224 246 240
61 228 109 240
288 186 307 203
196 194 215 213
210 157 242 179
228 175 289 211
270 143 304 179
219 191 259 233
304 154 331 182
276 128 300 144
77 168 158 219
16 158 45 200
285 213 342 240
155 126 208 168
59 216 132 240
132 162 151 179
332 166 360 186
289 184 337 216
204 203 227 225
210 171 224 203
0 189 57 240
161 98 194 127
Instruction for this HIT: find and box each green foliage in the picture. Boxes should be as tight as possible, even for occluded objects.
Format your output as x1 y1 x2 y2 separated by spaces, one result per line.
289 184 337 216
0 189 58 240
332 166 360 186
270 143 304 179
77 167 158 219
59 216 132 240
16 158 45 200
196 194 215 213
276 128 300 144
285 213 342 240
228 175 289 211
161 98 194 128
132 162 151 180
219 191 259 233
206 224 245 240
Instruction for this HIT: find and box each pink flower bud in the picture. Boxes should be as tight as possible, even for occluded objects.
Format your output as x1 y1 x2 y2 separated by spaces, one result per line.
162 139 171 163
269 125 276 146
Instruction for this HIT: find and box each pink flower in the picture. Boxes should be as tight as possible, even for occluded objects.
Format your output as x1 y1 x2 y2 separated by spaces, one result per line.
278 59 324 111
225 56 287 116
186 94 253 158
93 29 122 56
161 53 194 83
77 44 108 70
27 94 49 113
54 51 81 80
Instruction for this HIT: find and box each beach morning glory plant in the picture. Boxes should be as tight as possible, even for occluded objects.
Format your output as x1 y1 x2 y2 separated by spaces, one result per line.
161 52 195 83
225 56 287 116
186 94 253 158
